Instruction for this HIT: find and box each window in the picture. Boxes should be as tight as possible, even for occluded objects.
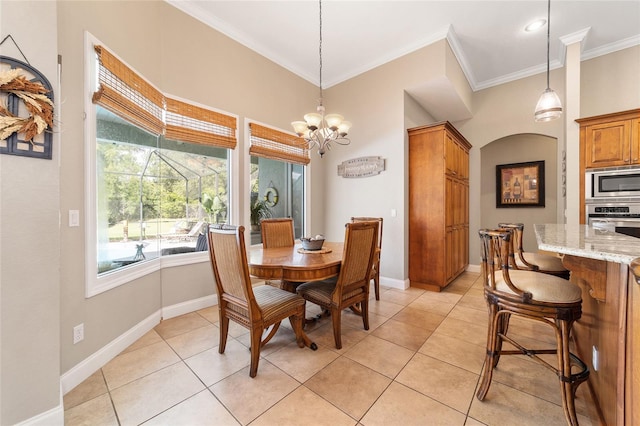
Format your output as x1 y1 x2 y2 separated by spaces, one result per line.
248 122 308 244
86 35 236 296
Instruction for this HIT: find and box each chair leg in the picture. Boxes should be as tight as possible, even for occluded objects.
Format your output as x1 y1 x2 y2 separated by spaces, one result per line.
249 327 262 378
557 320 584 426
493 312 511 368
219 316 229 354
374 271 380 301
477 303 499 400
361 298 370 331
331 306 343 349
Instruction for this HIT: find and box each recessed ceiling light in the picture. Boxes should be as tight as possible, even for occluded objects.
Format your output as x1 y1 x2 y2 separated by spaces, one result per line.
525 19 547 32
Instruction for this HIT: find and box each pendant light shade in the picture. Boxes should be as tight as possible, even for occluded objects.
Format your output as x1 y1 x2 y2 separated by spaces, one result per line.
535 88 563 122
534 0 562 122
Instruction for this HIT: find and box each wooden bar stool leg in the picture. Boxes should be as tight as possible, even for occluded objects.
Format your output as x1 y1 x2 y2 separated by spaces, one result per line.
477 302 500 400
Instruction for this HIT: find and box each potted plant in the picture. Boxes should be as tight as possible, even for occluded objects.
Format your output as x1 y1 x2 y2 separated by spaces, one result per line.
250 199 272 231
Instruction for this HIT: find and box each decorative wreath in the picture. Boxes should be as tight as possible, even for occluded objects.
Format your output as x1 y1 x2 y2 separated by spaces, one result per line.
263 187 279 207
0 68 54 142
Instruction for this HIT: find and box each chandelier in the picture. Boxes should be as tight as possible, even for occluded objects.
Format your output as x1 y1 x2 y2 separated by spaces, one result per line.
291 0 351 157
534 0 563 122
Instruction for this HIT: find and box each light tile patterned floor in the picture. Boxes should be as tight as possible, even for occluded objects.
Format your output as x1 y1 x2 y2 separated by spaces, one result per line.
63 272 595 425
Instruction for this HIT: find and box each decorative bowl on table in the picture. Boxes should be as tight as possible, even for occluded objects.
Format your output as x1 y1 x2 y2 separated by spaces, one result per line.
300 236 325 251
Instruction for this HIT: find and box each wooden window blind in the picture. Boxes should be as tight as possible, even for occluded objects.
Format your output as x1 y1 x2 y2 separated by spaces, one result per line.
91 45 164 136
165 97 236 149
249 123 309 165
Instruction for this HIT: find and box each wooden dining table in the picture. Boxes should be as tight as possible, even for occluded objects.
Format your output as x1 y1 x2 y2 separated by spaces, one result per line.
248 241 343 291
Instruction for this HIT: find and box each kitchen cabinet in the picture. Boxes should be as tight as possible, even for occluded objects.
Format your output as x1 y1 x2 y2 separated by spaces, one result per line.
578 109 640 223
579 109 640 169
408 122 471 291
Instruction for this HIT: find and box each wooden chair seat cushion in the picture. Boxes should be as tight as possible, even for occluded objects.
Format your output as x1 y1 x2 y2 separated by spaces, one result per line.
495 269 582 303
516 252 567 272
296 277 364 306
227 285 305 323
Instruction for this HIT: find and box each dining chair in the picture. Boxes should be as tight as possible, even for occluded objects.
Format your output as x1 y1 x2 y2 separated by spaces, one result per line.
477 228 588 425
260 218 296 288
207 224 316 378
498 222 570 279
296 221 379 349
261 218 295 248
351 217 383 300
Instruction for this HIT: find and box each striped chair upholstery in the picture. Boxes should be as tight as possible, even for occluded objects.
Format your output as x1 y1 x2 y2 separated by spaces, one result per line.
260 218 296 289
207 224 316 377
351 217 383 300
296 221 379 349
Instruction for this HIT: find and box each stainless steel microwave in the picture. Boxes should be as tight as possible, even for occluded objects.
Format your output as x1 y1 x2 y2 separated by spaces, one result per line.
586 167 640 199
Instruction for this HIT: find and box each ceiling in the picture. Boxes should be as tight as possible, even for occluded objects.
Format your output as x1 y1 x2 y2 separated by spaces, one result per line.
167 1 640 92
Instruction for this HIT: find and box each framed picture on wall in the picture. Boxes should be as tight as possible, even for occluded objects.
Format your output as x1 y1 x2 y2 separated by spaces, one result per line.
496 161 545 208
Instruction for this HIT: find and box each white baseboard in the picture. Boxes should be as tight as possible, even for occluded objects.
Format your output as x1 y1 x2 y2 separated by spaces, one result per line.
380 276 409 290
60 294 219 396
60 310 161 395
466 263 481 273
162 294 217 320
16 391 64 426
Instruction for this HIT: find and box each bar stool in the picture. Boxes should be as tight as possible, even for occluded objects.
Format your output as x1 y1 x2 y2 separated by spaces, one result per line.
477 228 589 425
498 222 570 279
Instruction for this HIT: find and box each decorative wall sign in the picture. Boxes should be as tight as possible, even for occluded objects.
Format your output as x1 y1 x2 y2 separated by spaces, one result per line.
0 55 54 159
496 161 545 207
337 156 385 178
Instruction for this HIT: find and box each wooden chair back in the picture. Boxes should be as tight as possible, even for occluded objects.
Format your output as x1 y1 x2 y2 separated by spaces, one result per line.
351 217 383 299
334 221 379 303
261 218 295 248
207 224 261 323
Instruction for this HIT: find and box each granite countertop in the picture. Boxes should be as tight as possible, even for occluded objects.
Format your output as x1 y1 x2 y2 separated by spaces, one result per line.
534 223 640 265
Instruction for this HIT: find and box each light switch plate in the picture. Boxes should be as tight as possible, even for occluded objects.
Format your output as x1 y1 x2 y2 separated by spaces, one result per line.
69 210 80 227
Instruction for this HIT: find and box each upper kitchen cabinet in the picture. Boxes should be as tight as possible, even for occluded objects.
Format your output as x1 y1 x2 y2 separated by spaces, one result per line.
578 109 640 169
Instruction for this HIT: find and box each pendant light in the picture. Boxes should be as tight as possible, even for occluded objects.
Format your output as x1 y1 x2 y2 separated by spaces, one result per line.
534 0 563 122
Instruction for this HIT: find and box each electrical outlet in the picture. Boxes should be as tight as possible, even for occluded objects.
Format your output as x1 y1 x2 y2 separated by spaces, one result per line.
73 324 84 344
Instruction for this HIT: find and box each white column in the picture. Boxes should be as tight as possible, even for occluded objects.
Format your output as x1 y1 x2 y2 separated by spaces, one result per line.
561 29 589 226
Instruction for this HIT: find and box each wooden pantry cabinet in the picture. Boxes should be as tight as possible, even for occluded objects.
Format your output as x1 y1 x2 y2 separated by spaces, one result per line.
408 122 472 291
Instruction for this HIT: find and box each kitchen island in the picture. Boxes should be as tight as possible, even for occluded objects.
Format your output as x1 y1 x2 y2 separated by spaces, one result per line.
534 224 639 426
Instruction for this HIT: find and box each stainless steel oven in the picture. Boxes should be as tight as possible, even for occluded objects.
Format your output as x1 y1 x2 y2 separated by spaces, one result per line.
586 167 640 200
587 203 640 238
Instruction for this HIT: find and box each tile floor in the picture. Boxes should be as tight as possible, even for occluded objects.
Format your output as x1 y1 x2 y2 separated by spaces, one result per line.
63 272 595 426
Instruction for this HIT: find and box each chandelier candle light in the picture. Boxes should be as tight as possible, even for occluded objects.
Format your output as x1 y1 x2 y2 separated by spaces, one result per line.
534 0 563 122
292 0 351 157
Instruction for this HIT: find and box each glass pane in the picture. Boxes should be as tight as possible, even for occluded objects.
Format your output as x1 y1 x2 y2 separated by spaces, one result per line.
96 106 230 275
96 106 160 274
158 137 229 255
250 156 304 245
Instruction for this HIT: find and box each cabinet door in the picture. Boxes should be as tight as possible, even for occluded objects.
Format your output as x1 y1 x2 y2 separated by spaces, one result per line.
632 118 640 165
585 120 632 168
445 133 458 176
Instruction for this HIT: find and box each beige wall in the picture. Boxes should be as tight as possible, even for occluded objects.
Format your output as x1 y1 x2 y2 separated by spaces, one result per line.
56 0 320 384
0 1 61 424
480 134 559 252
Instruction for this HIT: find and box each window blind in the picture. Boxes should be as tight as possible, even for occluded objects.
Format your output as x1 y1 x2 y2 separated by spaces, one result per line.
91 45 164 136
165 97 236 149
249 123 309 165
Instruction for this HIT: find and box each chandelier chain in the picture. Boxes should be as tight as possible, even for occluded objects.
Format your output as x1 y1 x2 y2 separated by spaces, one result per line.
546 0 550 89
318 0 323 103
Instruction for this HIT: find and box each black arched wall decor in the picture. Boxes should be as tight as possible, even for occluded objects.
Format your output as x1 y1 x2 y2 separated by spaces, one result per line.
0 55 54 159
